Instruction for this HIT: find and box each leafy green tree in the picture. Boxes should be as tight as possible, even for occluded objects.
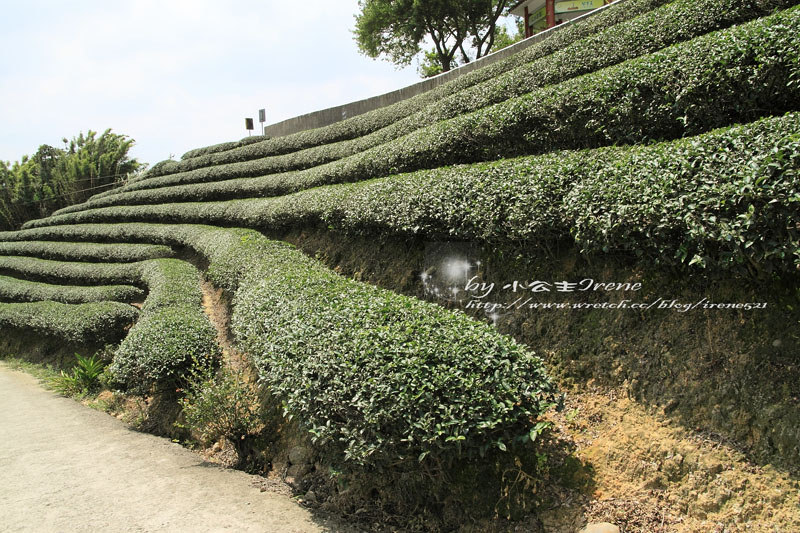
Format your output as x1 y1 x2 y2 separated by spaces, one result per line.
417 18 523 78
491 19 524 52
0 161 16 229
354 0 510 75
458 0 512 62
0 129 142 230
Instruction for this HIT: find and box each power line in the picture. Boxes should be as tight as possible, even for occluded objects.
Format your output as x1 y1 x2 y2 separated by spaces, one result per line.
5 180 126 207
0 173 128 190
67 173 129 184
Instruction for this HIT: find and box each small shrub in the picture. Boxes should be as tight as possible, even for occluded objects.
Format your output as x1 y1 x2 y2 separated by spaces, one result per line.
178 363 270 467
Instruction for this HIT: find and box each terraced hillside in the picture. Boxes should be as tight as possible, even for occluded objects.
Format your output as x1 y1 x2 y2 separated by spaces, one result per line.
2 0 800 529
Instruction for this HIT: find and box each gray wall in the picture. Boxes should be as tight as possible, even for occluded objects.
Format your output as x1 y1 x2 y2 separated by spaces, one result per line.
263 1 623 138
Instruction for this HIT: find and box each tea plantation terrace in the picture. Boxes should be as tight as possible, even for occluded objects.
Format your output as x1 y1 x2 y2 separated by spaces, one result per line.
1 0 798 481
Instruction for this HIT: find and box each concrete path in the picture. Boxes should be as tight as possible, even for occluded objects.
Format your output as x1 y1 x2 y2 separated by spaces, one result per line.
0 363 349 533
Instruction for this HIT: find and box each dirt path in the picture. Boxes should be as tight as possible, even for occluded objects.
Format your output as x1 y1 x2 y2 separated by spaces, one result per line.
0 363 355 533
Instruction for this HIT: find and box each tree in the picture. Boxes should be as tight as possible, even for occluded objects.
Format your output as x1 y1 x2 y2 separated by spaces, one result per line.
0 129 142 230
57 129 141 205
417 17 524 78
354 0 510 76
457 0 511 63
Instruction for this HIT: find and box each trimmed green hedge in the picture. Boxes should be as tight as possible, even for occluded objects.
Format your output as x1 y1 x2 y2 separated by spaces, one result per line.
0 241 174 262
110 306 218 394
18 114 800 273
231 238 558 465
179 135 270 162
0 252 218 392
135 0 670 180
0 223 559 466
0 224 186 246
108 0 795 197
108 257 218 393
0 255 134 285
0 300 137 345
62 5 800 214
0 274 143 304
132 137 271 184
197 229 559 466
135 259 204 312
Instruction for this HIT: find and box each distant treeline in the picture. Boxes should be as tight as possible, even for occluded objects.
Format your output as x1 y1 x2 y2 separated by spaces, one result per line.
0 129 141 230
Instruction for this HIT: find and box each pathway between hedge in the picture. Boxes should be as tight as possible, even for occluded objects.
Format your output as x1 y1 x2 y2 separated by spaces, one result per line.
0 363 351 533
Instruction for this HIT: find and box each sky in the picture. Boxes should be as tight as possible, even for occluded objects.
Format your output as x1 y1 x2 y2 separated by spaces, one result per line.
0 0 423 168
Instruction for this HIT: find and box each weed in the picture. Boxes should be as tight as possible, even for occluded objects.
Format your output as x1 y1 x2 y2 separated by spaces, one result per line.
50 353 106 396
177 362 275 470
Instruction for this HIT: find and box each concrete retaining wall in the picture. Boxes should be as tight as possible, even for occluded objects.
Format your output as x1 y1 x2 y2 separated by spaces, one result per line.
264 1 624 138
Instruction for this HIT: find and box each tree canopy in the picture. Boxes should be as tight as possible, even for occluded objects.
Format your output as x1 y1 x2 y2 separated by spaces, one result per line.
0 129 142 230
354 0 512 75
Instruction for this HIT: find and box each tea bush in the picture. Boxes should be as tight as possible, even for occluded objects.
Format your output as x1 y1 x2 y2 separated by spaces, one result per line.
203 228 559 467
231 246 560 466
0 274 143 304
0 255 135 285
112 258 218 393
19 114 800 273
178 135 269 162
0 241 173 262
0 300 137 344
110 306 218 394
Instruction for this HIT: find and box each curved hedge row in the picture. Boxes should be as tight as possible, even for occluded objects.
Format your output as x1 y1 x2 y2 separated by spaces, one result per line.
135 259 203 312
231 238 559 465
136 0 670 179
107 0 796 198
133 137 271 184
20 113 800 273
110 306 217 394
0 274 143 304
0 252 218 392
107 258 218 393
0 241 174 262
0 300 138 345
62 6 800 215
0 224 185 246
0 255 134 285
0 222 559 466
179 135 269 162
196 228 559 465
